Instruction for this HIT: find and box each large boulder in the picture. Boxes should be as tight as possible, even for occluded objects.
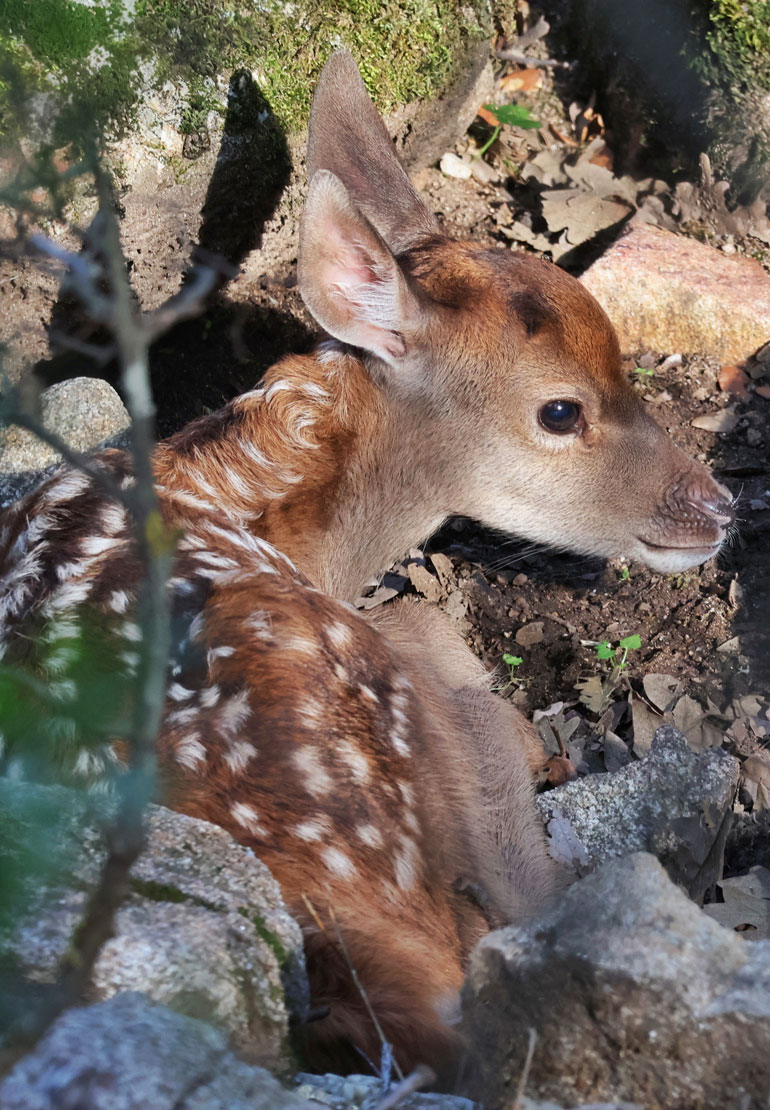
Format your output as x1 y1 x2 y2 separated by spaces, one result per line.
0 782 307 1071
580 224 770 365
463 852 770 1110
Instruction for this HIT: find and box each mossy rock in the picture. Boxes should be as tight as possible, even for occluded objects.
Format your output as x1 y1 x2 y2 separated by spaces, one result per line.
550 0 770 203
1 0 498 149
0 0 504 326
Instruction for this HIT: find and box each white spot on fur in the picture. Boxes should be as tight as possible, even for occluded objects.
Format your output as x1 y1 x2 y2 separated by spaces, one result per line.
224 740 257 773
247 610 273 639
322 846 357 879
109 590 130 614
296 698 324 728
208 644 235 660
231 801 265 836
293 746 332 797
264 379 291 402
199 684 221 709
295 817 330 842
333 662 348 682
168 706 199 727
393 835 419 891
358 684 379 705
326 621 352 652
42 470 91 505
356 823 384 849
121 621 142 643
176 733 207 770
336 739 370 784
168 683 195 703
216 689 252 738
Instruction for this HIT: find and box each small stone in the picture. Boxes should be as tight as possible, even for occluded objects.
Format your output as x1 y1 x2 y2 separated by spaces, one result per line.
746 427 764 447
439 152 472 179
513 573 528 585
515 620 545 646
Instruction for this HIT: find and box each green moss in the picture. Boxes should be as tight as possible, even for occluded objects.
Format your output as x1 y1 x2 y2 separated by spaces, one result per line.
1 0 491 157
238 906 289 969
0 0 147 152
695 0 770 87
130 877 219 911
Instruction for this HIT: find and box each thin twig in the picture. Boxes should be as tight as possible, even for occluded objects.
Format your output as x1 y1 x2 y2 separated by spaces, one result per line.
302 895 405 1084
511 1027 538 1110
374 1065 436 1110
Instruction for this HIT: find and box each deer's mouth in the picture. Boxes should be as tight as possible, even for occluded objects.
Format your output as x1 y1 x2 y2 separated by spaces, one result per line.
634 535 724 572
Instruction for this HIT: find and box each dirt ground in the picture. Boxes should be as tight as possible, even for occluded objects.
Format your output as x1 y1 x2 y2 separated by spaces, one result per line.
16 35 770 882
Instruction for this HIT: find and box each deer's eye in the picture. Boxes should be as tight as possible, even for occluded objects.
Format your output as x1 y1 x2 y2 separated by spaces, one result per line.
539 400 582 434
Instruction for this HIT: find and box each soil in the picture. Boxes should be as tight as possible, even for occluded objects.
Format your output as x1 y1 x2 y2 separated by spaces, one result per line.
13 34 770 878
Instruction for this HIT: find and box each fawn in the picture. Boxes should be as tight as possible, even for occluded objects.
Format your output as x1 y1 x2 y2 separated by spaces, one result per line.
0 51 733 1079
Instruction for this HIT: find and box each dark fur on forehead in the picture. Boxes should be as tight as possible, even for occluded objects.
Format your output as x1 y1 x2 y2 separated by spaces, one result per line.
507 290 558 337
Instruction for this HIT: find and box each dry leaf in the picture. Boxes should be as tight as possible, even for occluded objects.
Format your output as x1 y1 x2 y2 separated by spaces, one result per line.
477 105 499 126
717 364 749 397
703 867 770 939
603 729 630 772
500 68 542 93
541 189 631 247
407 563 442 603
642 673 682 713
630 694 661 759
743 753 770 811
544 754 578 786
691 409 739 433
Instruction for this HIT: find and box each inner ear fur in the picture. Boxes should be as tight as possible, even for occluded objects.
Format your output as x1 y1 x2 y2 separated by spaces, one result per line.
298 170 425 366
306 51 439 254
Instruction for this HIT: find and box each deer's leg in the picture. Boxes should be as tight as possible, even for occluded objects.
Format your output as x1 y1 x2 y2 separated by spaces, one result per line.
368 599 566 926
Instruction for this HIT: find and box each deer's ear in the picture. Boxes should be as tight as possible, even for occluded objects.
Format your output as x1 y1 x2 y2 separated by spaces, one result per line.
306 51 438 253
298 171 425 366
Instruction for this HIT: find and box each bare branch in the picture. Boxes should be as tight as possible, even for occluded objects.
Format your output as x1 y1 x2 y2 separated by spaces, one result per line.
374 1066 436 1110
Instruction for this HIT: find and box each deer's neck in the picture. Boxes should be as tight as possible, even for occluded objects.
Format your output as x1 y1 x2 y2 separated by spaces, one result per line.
155 346 450 600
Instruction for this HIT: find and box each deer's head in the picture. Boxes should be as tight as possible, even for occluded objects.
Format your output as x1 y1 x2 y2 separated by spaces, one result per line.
298 53 733 575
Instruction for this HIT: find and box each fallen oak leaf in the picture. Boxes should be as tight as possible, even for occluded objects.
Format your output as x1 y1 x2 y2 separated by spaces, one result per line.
718 364 749 398
476 105 499 127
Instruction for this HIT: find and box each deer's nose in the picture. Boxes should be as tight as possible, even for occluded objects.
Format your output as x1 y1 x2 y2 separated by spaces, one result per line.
685 484 734 528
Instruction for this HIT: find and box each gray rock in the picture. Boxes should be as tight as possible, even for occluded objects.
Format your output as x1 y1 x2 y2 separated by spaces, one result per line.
463 852 770 1110
0 378 129 506
535 725 738 899
0 993 309 1110
295 1072 478 1109
0 782 307 1069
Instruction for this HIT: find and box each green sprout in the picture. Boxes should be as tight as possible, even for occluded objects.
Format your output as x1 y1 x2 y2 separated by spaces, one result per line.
494 651 524 693
619 564 631 582
476 102 541 157
634 366 655 377
596 633 642 671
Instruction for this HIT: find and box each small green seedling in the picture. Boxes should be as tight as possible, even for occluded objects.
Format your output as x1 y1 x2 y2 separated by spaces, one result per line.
477 103 542 157
502 652 523 675
634 366 654 377
619 565 631 582
596 633 641 670
494 651 524 693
